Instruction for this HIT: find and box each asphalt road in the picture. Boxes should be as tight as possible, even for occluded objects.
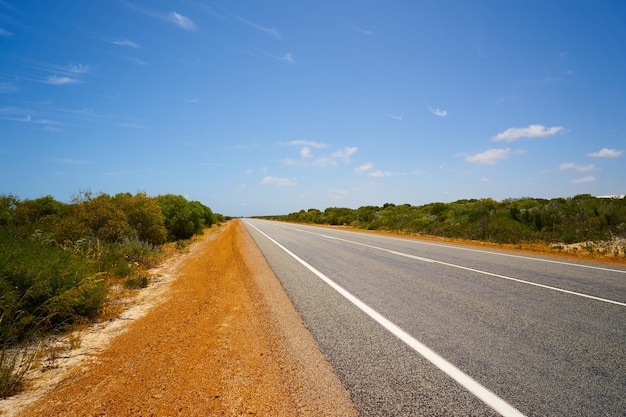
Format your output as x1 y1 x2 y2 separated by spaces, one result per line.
242 219 626 417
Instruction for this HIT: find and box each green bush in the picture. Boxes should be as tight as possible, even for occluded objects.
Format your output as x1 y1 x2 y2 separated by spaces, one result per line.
0 230 106 343
156 194 214 241
101 237 162 276
268 195 626 246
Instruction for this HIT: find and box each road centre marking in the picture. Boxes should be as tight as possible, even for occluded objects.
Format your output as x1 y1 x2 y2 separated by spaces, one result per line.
246 221 528 417
298 228 626 307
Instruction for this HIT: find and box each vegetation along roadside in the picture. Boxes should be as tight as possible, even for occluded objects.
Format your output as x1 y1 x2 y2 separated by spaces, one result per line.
257 194 626 263
0 191 222 397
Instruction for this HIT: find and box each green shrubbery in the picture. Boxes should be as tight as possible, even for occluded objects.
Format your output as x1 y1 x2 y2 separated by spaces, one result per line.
0 229 105 343
262 195 626 246
0 191 219 396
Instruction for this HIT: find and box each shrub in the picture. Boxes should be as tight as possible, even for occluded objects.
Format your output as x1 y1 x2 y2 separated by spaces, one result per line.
0 230 106 343
101 237 162 276
156 194 213 241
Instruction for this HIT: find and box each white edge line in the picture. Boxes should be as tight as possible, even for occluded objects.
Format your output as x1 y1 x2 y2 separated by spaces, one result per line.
303 229 626 307
245 221 528 417
365 231 626 274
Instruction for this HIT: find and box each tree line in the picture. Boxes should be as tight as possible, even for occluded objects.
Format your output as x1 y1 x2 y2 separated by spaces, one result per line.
258 194 626 246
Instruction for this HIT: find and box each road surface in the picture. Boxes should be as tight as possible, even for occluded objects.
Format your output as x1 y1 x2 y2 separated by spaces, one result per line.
243 219 626 417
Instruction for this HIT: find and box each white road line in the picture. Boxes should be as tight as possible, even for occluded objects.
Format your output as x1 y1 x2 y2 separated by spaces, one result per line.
246 221 528 417
297 228 626 307
327 227 626 274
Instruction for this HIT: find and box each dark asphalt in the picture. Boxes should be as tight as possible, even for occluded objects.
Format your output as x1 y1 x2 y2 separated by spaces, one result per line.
243 219 626 417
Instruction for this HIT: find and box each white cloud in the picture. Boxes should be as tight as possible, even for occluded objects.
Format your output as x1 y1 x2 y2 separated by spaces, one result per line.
331 146 358 161
559 162 597 173
428 105 447 117
386 113 402 120
45 75 80 85
300 146 312 158
230 13 282 40
260 176 296 186
0 27 12 37
465 148 512 165
281 53 295 64
260 50 295 64
285 144 357 167
286 140 326 149
169 12 196 30
125 3 197 31
586 148 623 158
571 176 595 184
355 162 374 173
492 124 564 142
112 39 141 48
368 170 391 177
66 63 91 74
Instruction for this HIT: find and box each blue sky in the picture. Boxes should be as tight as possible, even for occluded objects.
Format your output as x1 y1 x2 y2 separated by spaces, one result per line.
1 1 625 216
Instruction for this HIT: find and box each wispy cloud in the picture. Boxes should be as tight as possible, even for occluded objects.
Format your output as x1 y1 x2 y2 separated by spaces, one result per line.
170 96 199 103
386 113 402 120
111 39 141 48
259 50 295 64
559 162 597 173
0 81 17 93
280 52 295 64
350 24 373 35
355 162 374 173
0 27 12 37
284 144 358 167
300 146 312 159
330 146 358 162
10 56 93 84
45 75 81 85
586 148 623 158
465 148 512 165
199 4 226 20
66 63 91 74
260 176 296 186
169 12 196 30
428 105 447 117
124 2 197 31
571 176 595 184
492 124 565 142
286 140 327 149
230 12 281 40
0 111 65 129
368 170 391 177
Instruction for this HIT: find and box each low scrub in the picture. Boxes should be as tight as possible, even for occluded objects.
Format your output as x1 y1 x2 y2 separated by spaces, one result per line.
0 230 106 343
261 195 626 253
0 191 220 397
